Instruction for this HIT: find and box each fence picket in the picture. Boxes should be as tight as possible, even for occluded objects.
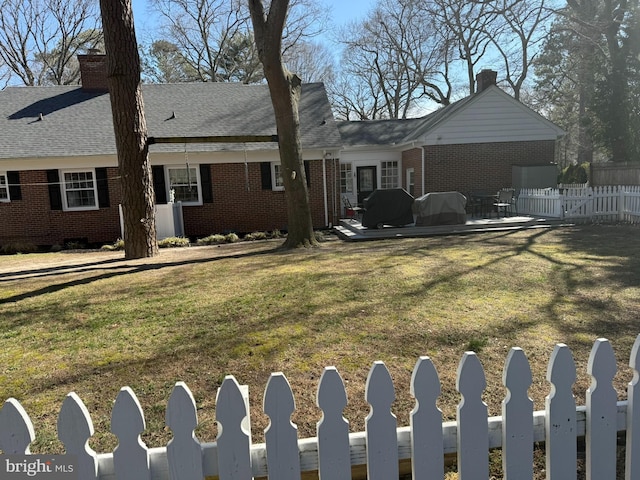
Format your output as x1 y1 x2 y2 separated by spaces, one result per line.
0 398 35 454
457 352 488 480
216 376 252 480
58 392 98 480
317 366 351 480
264 372 300 480
586 338 617 479
545 344 577 480
166 382 203 480
410 356 443 480
365 361 399 480
627 335 640 480
111 386 151 480
502 348 533 480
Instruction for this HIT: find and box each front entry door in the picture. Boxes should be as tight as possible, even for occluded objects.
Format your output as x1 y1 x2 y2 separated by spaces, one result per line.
357 166 377 205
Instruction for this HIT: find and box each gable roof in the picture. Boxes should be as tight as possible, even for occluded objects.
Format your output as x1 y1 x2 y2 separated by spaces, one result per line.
338 86 564 149
0 82 342 160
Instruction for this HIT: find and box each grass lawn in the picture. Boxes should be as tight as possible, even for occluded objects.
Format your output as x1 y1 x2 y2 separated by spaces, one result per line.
1 225 639 460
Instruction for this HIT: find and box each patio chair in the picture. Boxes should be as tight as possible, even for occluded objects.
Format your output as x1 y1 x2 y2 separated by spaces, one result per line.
343 196 363 223
493 189 516 217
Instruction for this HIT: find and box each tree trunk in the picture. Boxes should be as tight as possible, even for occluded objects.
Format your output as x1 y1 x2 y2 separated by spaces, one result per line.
99 0 158 258
248 0 318 248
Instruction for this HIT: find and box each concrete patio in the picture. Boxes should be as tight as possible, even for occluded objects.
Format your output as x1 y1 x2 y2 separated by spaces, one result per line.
334 215 568 241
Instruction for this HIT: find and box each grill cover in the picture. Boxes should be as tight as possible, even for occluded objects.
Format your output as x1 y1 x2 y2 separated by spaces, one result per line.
362 188 415 228
412 192 467 226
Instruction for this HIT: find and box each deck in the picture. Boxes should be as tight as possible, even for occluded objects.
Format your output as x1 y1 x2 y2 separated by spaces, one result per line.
334 215 568 241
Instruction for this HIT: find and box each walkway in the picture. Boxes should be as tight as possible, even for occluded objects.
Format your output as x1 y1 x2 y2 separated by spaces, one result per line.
334 215 567 241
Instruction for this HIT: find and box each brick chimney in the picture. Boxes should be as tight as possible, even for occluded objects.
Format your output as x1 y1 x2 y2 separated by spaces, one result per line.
476 69 497 93
78 49 108 92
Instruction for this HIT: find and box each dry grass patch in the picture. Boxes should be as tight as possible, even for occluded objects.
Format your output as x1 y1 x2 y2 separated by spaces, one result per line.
0 226 639 463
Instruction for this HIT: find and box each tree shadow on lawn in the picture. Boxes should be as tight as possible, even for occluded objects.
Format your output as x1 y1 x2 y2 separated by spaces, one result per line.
0 244 285 306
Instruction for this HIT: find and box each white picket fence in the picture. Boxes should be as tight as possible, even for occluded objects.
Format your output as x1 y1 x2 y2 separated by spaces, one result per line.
2 335 640 480
518 185 640 223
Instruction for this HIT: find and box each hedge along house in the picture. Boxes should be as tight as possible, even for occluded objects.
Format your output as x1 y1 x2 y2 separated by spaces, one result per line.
337 70 565 212
0 53 343 247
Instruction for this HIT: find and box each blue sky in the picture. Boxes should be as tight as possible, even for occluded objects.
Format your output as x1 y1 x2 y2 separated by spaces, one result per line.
131 0 375 45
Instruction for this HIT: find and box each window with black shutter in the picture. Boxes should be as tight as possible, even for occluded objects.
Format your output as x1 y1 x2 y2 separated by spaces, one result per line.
47 169 63 210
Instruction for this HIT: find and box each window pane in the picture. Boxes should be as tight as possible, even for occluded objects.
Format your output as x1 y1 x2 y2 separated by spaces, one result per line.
274 164 284 188
0 175 7 200
168 167 200 202
63 171 96 208
340 163 352 193
381 161 398 189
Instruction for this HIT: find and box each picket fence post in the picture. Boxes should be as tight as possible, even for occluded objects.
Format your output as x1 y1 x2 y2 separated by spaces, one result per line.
166 382 203 480
502 348 533 480
545 344 577 480
58 392 99 480
0 398 35 454
317 366 351 479
626 334 640 479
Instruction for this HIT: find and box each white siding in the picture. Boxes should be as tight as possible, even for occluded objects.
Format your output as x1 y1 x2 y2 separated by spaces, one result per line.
422 88 563 145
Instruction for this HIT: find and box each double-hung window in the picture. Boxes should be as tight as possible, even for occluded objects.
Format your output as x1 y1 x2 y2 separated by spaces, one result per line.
62 170 97 210
272 163 285 191
0 173 8 202
167 166 201 204
381 161 399 189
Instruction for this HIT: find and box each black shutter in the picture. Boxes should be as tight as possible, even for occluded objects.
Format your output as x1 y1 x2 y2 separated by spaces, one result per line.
95 167 110 208
152 166 167 204
47 169 63 210
199 164 213 203
304 161 311 187
7 171 21 200
260 162 272 190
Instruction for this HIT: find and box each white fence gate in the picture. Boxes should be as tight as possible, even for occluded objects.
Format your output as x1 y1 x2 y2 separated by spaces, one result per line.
2 335 640 479
518 185 640 223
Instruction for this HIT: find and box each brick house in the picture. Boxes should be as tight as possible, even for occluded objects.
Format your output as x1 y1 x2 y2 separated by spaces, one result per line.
0 54 342 247
337 70 565 213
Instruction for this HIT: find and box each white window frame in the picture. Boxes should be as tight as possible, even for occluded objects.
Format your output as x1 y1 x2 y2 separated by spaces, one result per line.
406 168 415 197
381 161 399 189
61 169 98 211
340 163 353 194
166 165 202 205
271 163 285 191
0 172 9 202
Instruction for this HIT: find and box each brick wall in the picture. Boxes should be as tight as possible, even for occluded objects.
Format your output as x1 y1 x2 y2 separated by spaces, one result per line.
419 140 556 196
183 159 337 237
0 169 122 247
1 160 338 247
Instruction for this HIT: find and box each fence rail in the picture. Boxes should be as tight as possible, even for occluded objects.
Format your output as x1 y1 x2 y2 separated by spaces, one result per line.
518 185 640 223
2 335 640 479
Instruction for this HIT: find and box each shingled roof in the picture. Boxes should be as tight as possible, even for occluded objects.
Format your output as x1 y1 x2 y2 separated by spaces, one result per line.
0 82 342 160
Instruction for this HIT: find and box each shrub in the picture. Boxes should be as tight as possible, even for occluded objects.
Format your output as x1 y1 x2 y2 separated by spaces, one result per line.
101 239 125 251
244 231 268 241
224 233 240 243
158 236 190 248
269 229 284 239
0 242 38 255
196 234 226 246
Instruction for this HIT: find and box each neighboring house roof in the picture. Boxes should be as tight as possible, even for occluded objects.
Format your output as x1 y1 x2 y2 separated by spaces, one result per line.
0 82 342 160
338 85 564 149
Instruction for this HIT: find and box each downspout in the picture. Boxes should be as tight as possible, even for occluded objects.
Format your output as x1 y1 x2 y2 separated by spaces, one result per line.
322 152 329 228
421 145 425 196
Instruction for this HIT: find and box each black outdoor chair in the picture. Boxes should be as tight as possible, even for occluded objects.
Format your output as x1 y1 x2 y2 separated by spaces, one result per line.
494 189 517 217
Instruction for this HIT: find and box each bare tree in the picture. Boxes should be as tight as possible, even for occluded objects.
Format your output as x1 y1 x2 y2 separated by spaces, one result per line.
488 0 554 100
248 0 318 248
335 0 449 120
0 0 101 86
283 40 335 84
151 0 327 83
425 0 499 95
100 0 158 259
